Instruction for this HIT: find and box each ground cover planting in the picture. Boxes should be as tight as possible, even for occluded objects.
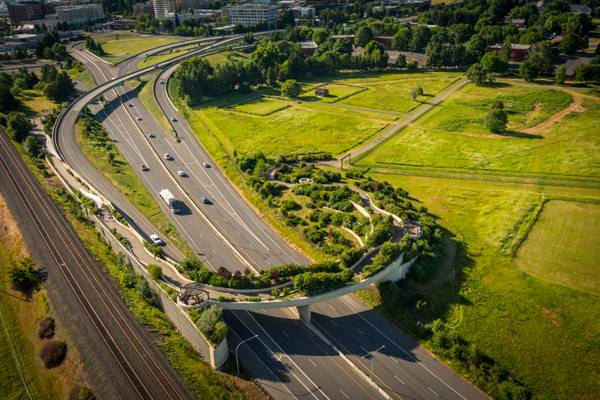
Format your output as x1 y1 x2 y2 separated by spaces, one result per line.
136 43 203 69
359 173 600 399
515 200 600 295
359 81 600 179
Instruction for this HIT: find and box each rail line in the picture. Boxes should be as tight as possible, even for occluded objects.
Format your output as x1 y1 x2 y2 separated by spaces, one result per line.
0 130 189 400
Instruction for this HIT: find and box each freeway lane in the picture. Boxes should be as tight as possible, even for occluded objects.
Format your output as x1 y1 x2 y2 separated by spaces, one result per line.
0 129 194 400
70 43 245 272
226 308 386 400
153 62 310 269
311 296 488 400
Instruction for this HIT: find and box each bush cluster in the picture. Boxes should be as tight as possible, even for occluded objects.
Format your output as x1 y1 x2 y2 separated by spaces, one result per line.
39 340 67 368
190 306 228 345
38 317 56 339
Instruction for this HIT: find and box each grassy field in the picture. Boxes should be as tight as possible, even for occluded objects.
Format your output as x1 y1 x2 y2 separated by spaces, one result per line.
68 64 96 89
93 32 180 63
203 50 250 66
360 173 600 399
136 44 203 69
0 196 83 400
359 81 600 179
337 72 460 112
515 200 600 295
193 95 390 157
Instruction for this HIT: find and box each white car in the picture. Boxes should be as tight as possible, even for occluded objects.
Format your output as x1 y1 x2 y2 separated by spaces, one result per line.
164 153 173 160
171 116 177 122
177 170 187 177
149 234 164 245
202 162 210 168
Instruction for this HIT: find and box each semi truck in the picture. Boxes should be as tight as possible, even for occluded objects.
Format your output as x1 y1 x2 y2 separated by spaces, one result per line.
159 189 179 214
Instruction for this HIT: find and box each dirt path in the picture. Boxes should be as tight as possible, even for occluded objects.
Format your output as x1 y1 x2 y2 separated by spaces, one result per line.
523 92 585 134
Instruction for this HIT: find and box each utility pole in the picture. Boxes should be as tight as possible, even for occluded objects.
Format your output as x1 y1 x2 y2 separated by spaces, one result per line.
362 345 385 380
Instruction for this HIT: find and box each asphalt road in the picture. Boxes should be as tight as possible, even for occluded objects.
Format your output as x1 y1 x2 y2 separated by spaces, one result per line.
65 41 488 400
0 129 194 400
69 43 245 272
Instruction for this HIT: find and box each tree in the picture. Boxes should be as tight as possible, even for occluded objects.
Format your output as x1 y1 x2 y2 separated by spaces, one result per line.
411 86 424 101
0 74 19 113
392 25 412 51
527 41 555 75
354 26 374 47
39 341 67 368
480 51 508 74
555 64 566 84
43 71 75 102
486 108 508 133
363 40 388 69
24 135 43 158
8 257 39 292
410 26 431 52
136 278 154 305
280 79 301 98
7 112 33 142
559 33 579 55
467 63 487 85
406 60 418 72
395 53 407 68
312 28 330 45
519 60 538 82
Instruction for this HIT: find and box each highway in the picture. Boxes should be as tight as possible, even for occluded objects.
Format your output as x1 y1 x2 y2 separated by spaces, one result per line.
63 39 487 400
0 129 195 400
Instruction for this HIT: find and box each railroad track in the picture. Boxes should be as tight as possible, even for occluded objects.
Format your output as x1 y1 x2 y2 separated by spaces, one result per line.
0 130 191 400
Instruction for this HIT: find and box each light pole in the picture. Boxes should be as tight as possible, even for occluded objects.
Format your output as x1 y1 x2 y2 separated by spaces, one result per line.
362 345 385 381
235 334 258 376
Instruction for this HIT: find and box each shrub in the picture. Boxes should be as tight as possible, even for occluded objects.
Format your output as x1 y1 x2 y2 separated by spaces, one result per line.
38 317 56 339
136 278 154 305
486 108 508 133
39 340 67 368
78 387 96 400
280 79 302 98
148 264 162 281
192 306 227 344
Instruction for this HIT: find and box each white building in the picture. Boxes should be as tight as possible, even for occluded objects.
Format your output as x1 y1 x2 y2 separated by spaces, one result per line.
223 3 277 27
55 3 104 25
152 0 175 19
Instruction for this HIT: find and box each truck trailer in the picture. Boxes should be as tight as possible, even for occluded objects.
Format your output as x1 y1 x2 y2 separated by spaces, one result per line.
159 189 179 214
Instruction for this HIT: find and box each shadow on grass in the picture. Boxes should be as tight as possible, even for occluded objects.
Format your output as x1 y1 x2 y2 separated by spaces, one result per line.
499 130 543 139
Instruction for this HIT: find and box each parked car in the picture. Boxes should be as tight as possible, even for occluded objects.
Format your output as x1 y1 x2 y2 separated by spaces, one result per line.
177 170 187 177
141 164 149 171
149 234 164 245
164 153 173 160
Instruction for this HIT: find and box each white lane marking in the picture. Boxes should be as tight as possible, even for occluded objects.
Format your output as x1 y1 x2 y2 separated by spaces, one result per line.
308 358 317 367
227 324 297 399
244 312 331 400
356 328 365 335
328 304 336 311
394 376 405 385
232 312 324 400
330 320 338 327
340 389 350 399
282 330 290 339
428 387 440 397
338 297 467 400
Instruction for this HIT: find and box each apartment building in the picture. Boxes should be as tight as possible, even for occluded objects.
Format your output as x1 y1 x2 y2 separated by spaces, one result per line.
223 3 277 27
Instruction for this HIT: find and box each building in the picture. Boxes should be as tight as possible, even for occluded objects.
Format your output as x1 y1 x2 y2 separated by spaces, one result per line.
488 43 530 63
0 33 41 51
374 36 393 50
152 0 175 19
193 8 222 21
56 3 104 25
509 18 526 29
132 1 153 15
178 0 213 11
299 40 317 56
223 4 277 27
569 4 591 15
6 0 44 24
315 86 329 97
290 6 314 19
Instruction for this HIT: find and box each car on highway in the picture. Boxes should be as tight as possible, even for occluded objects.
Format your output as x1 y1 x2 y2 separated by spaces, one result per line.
177 170 187 177
160 81 165 84
171 116 177 122
148 133 155 138
128 103 134 107
149 234 164 245
137 116 143 121
141 164 149 171
202 162 210 168
164 153 173 160
202 196 211 205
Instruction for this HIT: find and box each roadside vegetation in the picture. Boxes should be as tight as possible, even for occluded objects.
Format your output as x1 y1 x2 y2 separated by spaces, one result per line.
0 196 86 400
